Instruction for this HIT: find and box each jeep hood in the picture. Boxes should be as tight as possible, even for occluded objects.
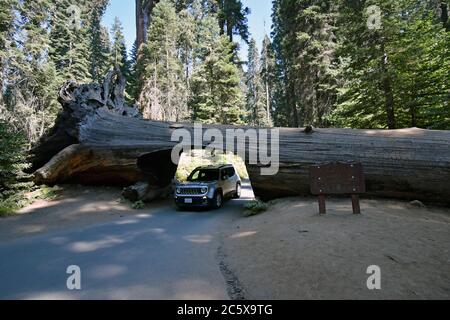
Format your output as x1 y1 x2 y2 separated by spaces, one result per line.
176 181 216 187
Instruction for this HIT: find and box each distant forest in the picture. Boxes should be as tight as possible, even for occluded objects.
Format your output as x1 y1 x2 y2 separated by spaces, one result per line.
1 1 449 143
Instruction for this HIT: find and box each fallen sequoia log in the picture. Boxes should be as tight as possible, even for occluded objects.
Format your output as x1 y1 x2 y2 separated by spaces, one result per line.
30 70 450 204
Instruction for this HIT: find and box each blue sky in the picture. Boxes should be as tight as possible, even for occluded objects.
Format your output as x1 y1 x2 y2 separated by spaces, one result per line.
102 0 273 61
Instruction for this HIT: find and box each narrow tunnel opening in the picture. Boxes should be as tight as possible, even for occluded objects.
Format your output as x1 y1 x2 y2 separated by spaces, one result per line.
175 149 255 200
137 149 178 187
136 149 255 205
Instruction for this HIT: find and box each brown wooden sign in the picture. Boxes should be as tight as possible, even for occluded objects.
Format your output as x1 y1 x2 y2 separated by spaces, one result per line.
309 162 366 214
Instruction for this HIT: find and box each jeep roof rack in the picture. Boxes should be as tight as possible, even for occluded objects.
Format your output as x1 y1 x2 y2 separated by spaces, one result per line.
195 164 233 170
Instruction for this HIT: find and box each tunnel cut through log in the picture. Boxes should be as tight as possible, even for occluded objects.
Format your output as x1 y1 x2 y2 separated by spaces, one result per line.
121 149 178 202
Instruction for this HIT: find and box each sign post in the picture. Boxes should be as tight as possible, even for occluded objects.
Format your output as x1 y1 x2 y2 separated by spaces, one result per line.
309 162 366 214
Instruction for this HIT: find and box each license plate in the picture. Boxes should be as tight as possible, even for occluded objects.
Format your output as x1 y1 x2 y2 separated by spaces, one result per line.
184 198 193 204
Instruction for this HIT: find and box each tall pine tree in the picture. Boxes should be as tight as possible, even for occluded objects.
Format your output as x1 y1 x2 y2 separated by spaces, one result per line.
331 0 449 129
260 35 276 126
245 38 268 126
49 0 92 83
88 0 111 81
110 17 130 77
190 35 245 124
272 0 338 127
2 0 60 143
215 0 250 42
0 0 17 108
138 0 188 121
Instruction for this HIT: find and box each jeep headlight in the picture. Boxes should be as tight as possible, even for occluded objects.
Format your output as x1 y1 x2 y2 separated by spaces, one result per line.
201 187 208 194
176 187 182 194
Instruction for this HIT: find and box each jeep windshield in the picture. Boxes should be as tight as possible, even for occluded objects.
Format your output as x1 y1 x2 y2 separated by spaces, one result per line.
187 169 219 182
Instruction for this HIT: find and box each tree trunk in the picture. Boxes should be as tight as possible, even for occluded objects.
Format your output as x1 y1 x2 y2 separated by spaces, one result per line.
226 19 233 42
136 0 158 50
30 69 450 205
219 18 225 36
381 41 396 129
286 71 299 128
0 56 4 107
264 64 271 126
440 2 449 31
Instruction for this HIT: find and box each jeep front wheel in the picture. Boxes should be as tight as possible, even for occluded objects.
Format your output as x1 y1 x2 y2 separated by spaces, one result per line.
212 191 223 209
233 183 241 199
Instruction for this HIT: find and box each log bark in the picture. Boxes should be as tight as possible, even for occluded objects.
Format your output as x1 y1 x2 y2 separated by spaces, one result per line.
30 69 450 205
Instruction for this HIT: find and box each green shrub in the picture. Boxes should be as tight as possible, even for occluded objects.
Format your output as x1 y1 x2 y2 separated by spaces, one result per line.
35 185 63 200
0 196 20 216
0 121 28 187
0 185 64 217
132 200 146 210
244 199 268 217
0 120 32 216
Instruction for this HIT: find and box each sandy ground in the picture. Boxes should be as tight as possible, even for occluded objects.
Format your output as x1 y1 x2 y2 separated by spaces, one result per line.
220 197 450 300
1 185 449 299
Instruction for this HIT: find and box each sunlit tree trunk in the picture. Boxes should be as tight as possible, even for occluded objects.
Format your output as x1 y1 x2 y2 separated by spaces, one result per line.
380 41 396 129
136 0 158 50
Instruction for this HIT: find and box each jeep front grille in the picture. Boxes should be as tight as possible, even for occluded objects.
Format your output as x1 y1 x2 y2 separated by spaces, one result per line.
179 187 204 195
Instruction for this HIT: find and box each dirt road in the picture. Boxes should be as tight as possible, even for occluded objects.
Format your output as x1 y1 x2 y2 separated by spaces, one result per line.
0 184 448 300
0 184 254 299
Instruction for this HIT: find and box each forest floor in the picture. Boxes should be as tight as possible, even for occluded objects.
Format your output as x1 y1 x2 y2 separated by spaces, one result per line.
0 185 449 299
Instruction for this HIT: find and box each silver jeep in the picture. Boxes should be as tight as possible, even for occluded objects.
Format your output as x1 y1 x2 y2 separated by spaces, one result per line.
174 165 242 209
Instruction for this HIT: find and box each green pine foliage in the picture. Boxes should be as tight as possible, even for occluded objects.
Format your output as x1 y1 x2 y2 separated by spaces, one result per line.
50 0 91 83
190 35 245 125
272 0 338 127
0 121 30 215
272 0 449 130
2 0 115 147
88 0 111 81
0 121 28 191
110 17 130 77
245 38 270 126
330 0 449 129
244 199 268 217
2 0 60 143
137 0 189 121
0 0 114 214
136 0 246 124
215 0 250 42
0 0 17 106
0 0 16 40
127 40 140 103
260 35 276 127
